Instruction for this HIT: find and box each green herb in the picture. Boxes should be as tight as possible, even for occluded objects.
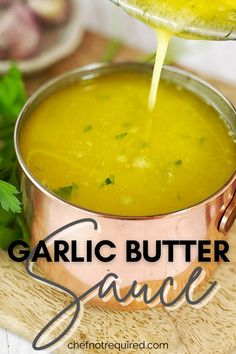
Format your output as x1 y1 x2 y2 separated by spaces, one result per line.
16 215 29 243
0 64 26 121
84 125 92 132
198 137 206 145
105 175 115 185
101 175 115 187
0 181 21 213
0 64 28 249
101 38 122 63
115 132 128 140
0 224 21 250
174 160 183 166
225 30 232 39
0 208 15 225
53 183 79 200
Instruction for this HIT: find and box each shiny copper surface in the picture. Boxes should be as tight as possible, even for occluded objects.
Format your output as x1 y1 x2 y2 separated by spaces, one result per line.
15 64 236 309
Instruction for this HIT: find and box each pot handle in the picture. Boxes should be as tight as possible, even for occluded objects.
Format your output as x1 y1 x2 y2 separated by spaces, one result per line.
218 192 236 234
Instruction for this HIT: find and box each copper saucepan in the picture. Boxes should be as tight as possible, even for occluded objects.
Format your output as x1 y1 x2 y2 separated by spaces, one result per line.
14 63 236 310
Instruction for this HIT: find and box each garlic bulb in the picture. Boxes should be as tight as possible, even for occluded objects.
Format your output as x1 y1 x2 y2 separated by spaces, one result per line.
0 4 41 60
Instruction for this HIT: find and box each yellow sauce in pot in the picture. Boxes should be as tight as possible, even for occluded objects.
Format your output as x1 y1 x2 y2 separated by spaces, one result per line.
19 70 236 216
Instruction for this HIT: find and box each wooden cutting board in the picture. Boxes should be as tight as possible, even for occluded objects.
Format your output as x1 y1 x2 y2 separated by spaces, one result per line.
1 31 236 354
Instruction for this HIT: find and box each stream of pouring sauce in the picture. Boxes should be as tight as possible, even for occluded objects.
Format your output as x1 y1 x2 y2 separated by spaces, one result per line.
129 0 236 118
148 30 172 111
145 29 172 143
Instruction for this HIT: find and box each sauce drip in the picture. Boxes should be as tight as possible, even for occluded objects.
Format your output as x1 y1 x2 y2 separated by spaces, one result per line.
148 30 171 111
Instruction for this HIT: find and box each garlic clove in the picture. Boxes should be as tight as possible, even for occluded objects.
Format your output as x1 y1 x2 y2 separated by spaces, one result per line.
0 4 41 60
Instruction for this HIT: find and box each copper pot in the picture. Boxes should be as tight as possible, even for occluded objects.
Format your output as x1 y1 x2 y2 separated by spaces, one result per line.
14 63 236 310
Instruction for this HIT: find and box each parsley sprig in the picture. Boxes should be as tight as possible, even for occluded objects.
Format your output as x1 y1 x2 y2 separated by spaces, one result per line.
0 181 21 213
0 65 28 250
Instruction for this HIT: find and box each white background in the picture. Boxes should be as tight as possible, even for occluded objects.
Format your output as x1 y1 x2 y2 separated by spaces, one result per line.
1 0 236 353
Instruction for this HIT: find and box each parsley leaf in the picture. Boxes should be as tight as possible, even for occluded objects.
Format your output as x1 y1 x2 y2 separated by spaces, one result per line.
174 160 183 166
115 132 128 140
53 183 79 200
0 225 21 250
84 125 93 132
102 175 115 187
0 64 26 121
0 64 28 249
0 180 21 213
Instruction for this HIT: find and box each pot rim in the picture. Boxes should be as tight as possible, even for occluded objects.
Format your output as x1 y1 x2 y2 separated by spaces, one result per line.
14 62 236 221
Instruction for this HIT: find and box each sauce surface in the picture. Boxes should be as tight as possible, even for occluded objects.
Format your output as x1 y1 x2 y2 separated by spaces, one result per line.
120 0 236 38
19 71 236 216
